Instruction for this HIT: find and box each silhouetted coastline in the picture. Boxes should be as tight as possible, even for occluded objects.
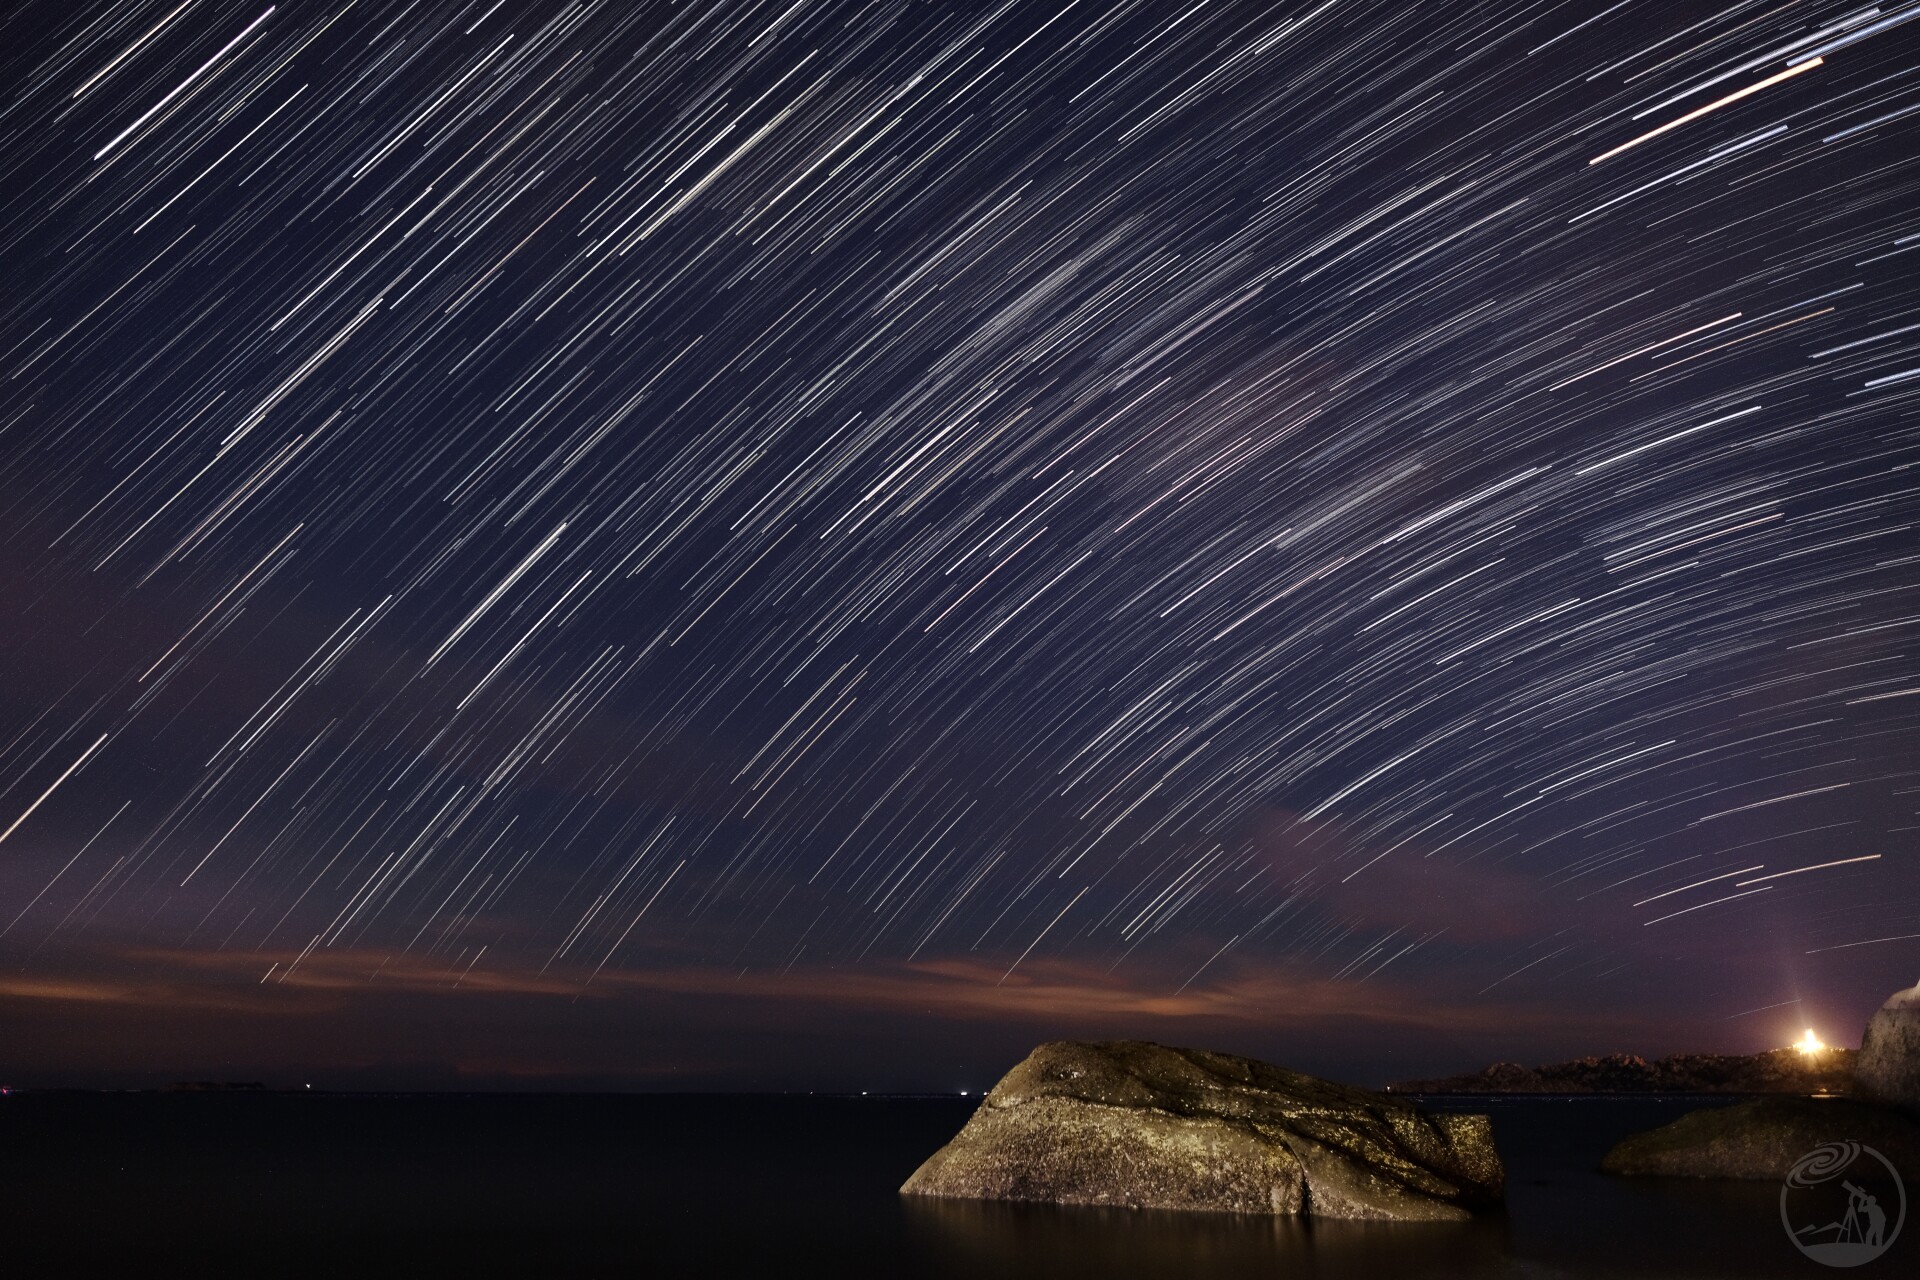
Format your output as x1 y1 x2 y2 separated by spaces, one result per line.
1391 1047 1855 1095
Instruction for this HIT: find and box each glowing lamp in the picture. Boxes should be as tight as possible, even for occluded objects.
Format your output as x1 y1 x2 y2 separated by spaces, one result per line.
1794 1029 1826 1056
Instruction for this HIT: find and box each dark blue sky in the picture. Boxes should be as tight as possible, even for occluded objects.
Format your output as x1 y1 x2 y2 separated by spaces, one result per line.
2 0 1917 1090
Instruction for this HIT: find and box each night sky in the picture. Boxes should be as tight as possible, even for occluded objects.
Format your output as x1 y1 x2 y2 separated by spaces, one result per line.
3 0 1918 1092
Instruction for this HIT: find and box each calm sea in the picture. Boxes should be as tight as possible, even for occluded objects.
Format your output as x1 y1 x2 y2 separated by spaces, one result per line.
0 1092 1873 1277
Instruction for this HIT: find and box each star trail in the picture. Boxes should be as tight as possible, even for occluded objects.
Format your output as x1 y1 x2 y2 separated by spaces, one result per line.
2 0 1918 1087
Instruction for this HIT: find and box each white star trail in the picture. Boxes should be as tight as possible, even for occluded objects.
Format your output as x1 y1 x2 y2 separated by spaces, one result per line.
0 0 1914 1031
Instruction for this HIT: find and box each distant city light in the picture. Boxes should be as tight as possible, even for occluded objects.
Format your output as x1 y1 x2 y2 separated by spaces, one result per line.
1794 1029 1826 1055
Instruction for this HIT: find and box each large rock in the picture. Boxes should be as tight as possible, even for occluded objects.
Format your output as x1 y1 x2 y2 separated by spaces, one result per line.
1601 1097 1920 1179
1857 981 1920 1114
900 1040 1504 1220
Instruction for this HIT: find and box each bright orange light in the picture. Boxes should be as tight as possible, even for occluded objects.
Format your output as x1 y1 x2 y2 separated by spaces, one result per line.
1589 57 1824 165
1795 1029 1826 1055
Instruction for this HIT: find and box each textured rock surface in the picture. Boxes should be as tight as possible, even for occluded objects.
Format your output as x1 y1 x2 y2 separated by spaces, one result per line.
1601 1096 1920 1179
1392 1047 1855 1095
1857 981 1920 1114
900 1040 1503 1220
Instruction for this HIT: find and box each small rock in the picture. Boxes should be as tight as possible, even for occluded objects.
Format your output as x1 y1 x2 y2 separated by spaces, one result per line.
1601 1097 1920 1179
900 1040 1504 1220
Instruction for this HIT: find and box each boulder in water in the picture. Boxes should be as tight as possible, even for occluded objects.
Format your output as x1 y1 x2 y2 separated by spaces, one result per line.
900 1040 1504 1220
1601 1096 1920 1179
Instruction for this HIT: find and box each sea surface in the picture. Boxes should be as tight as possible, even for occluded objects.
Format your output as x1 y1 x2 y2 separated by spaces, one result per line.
1 1091 1896 1277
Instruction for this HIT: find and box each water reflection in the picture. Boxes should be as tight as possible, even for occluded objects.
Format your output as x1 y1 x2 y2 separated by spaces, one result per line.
902 1195 1514 1279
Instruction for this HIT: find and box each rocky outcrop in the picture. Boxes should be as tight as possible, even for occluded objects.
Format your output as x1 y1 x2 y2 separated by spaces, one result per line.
900 1040 1504 1220
1601 1097 1920 1179
1392 1047 1855 1095
1856 981 1920 1114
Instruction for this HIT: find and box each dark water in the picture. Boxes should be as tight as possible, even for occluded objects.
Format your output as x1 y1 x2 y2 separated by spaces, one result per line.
0 1092 1896 1277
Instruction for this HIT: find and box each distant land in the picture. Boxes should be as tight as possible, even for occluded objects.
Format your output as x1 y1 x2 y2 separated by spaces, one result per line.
1390 1048 1855 1095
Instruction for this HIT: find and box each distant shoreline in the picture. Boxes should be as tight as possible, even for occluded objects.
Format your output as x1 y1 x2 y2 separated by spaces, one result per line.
1389 1047 1855 1096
